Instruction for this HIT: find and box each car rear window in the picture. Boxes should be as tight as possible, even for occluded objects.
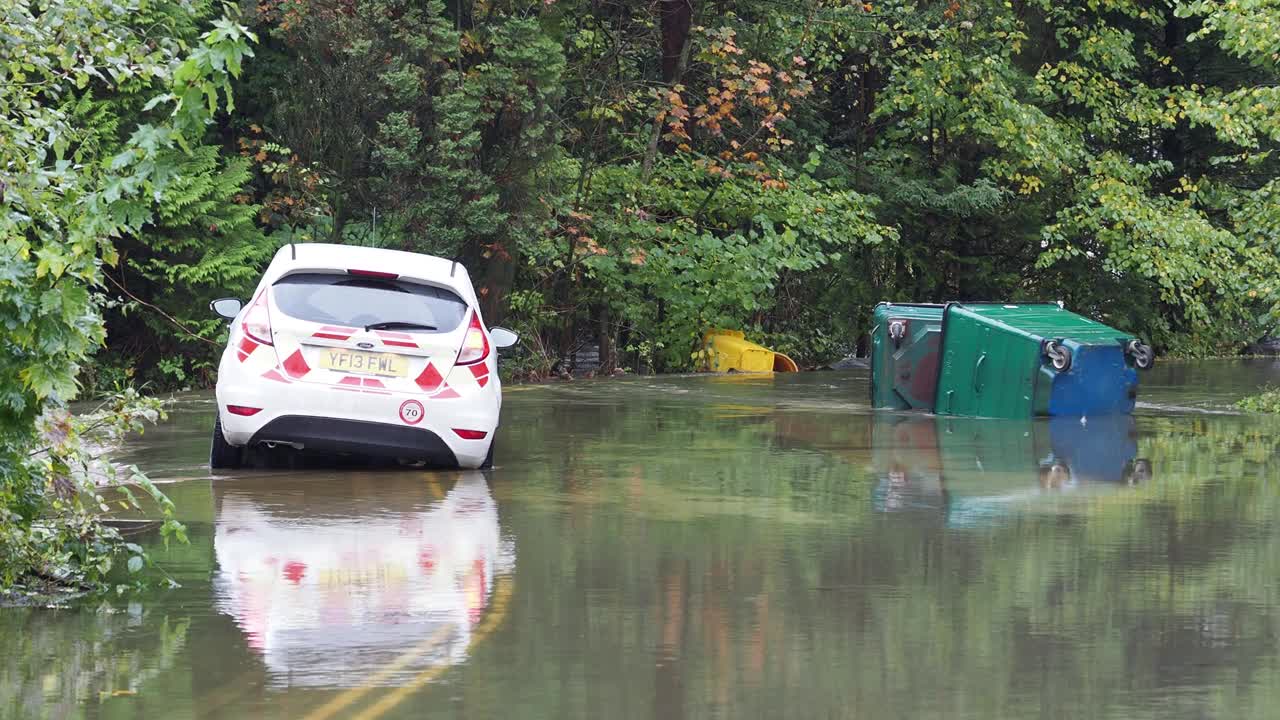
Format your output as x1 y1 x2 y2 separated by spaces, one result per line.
272 273 468 331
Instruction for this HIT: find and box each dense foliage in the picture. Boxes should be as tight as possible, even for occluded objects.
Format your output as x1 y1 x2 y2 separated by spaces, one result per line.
74 0 1279 383
1238 386 1280 413
0 0 252 590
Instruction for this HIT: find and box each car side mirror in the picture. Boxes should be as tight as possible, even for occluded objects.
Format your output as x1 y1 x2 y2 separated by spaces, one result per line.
490 327 518 349
210 297 243 320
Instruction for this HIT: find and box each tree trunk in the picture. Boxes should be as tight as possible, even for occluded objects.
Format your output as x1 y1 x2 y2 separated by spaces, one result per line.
658 0 693 84
478 245 516 326
598 304 616 374
642 0 695 181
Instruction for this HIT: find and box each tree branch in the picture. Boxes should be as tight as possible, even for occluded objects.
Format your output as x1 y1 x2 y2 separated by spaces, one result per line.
102 271 220 348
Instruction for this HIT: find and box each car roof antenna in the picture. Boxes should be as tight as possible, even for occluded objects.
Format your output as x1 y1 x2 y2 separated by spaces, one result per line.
450 257 458 278
290 242 297 261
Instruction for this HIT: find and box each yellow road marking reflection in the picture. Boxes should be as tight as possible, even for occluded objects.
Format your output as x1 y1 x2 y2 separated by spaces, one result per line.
303 576 514 720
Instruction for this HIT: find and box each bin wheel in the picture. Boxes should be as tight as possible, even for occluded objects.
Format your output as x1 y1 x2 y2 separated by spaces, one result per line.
890 319 911 345
1123 458 1153 485
1126 340 1155 370
1044 341 1072 372
1041 461 1070 489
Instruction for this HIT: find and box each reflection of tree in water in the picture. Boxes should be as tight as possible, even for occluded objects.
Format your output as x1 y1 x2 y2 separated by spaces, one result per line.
492 383 1280 719
0 603 189 719
7 376 1280 719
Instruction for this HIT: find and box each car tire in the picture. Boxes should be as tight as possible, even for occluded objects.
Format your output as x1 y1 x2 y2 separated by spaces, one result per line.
210 414 243 469
479 439 495 470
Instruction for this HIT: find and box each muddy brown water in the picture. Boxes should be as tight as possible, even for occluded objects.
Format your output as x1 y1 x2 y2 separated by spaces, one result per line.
4 361 1280 719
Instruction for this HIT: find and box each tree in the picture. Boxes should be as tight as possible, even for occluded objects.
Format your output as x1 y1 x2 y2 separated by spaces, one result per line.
0 0 254 590
68 0 1280 390
239 0 565 320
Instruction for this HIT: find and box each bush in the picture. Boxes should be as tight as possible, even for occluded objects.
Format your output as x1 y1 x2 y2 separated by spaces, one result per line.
1237 388 1280 414
0 0 252 592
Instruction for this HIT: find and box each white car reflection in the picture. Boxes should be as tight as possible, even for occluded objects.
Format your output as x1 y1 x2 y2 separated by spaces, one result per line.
212 471 513 688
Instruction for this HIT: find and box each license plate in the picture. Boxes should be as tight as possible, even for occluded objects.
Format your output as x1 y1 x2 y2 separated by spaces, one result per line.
318 349 408 377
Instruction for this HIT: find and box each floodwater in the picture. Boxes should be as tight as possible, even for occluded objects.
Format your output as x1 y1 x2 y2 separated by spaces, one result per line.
4 361 1280 719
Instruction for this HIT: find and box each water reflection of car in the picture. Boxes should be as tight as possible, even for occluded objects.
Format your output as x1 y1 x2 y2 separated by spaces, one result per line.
212 471 513 688
871 415 1152 524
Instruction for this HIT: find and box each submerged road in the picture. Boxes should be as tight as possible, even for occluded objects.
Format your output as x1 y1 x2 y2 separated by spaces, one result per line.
5 360 1280 719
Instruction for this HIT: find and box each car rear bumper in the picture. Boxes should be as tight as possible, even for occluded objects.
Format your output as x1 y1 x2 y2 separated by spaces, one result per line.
249 415 458 466
215 347 498 468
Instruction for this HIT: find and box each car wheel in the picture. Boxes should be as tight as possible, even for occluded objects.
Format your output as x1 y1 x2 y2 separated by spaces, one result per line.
479 439 495 469
210 414 243 469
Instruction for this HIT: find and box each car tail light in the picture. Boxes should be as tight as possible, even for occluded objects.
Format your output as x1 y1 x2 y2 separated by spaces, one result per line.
452 429 488 440
347 269 399 280
456 311 490 365
227 405 263 416
242 290 273 345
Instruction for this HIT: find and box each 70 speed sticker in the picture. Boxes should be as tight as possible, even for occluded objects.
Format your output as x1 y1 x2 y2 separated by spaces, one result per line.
398 399 425 425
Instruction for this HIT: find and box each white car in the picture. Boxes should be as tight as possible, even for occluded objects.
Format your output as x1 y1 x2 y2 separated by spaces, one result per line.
209 243 517 469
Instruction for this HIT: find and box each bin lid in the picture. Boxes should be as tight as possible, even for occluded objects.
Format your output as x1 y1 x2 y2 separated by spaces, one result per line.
950 302 1135 344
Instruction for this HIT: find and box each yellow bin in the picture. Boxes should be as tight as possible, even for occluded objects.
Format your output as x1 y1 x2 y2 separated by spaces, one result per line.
701 329 799 373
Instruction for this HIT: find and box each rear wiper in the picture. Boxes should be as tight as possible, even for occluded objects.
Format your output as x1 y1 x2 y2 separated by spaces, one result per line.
364 321 438 332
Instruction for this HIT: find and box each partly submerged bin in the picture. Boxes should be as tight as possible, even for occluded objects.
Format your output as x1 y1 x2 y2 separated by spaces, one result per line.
869 301 1154 417
934 303 1152 418
870 303 945 410
701 329 799 373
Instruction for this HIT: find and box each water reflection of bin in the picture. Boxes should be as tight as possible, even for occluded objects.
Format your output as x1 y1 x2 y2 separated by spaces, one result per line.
869 414 946 513
872 414 1149 521
935 303 1148 419
870 303 945 410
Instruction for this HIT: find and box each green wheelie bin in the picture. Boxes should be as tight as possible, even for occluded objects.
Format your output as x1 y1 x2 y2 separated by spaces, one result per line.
933 302 1154 418
869 302 945 410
